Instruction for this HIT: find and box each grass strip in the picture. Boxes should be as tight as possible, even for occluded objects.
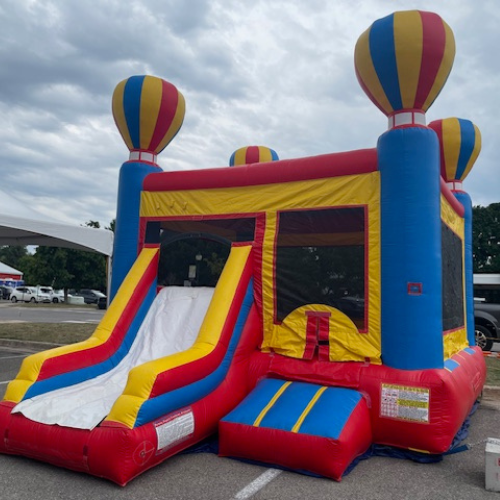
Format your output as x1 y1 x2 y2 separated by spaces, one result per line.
0 323 94 344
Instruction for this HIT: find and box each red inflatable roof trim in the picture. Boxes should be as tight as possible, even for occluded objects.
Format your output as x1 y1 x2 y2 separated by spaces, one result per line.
143 149 378 192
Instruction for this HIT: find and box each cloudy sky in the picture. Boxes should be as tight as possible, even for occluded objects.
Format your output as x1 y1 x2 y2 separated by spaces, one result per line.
0 0 498 228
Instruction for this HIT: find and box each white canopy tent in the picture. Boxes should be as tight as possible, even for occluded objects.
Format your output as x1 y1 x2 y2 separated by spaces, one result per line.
0 214 113 256
0 190 114 296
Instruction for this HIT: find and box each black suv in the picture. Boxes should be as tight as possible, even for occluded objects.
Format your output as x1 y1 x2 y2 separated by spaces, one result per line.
75 289 106 305
474 299 500 351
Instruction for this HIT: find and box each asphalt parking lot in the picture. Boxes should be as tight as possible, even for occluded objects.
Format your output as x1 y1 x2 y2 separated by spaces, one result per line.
1 346 500 499
0 301 105 324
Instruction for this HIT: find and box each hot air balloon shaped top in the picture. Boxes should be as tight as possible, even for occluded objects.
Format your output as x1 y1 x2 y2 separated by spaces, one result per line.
428 118 481 191
112 75 185 164
355 10 455 129
229 146 279 167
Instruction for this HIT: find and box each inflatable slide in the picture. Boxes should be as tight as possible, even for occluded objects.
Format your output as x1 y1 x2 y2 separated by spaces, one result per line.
0 243 259 484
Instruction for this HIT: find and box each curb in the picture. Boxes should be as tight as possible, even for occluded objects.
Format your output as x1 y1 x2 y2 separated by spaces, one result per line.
484 385 500 398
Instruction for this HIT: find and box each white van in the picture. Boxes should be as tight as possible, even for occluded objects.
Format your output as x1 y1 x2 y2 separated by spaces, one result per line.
10 286 51 303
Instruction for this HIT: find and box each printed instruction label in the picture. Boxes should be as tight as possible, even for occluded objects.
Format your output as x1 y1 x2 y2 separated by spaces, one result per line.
155 407 195 454
380 384 430 423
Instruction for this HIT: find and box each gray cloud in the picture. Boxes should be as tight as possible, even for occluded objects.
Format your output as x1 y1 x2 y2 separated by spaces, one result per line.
0 0 498 229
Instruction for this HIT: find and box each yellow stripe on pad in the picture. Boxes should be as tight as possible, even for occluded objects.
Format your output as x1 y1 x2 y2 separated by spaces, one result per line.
3 248 158 403
291 386 328 433
253 381 292 427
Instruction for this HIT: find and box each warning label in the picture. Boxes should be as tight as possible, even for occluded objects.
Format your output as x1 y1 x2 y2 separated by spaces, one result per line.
380 384 430 423
155 408 195 454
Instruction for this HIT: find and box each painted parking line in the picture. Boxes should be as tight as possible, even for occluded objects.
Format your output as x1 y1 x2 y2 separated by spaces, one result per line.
0 380 12 385
232 469 282 500
62 320 100 324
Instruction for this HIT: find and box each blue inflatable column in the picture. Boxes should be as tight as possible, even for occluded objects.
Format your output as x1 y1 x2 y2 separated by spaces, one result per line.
353 10 457 369
379 127 444 370
110 161 161 300
454 191 475 346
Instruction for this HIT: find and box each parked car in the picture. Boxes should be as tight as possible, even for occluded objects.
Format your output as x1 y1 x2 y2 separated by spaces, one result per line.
474 298 500 351
74 289 106 305
0 285 13 300
37 286 62 303
10 286 51 303
53 289 66 303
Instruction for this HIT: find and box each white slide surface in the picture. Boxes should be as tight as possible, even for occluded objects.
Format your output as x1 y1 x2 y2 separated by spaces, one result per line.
13 286 214 430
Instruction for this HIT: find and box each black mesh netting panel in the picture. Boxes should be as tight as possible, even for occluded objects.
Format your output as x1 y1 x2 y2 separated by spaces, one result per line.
441 222 464 331
275 207 366 326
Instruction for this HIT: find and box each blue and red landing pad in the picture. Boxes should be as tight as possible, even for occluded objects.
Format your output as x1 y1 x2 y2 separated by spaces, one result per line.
219 379 372 480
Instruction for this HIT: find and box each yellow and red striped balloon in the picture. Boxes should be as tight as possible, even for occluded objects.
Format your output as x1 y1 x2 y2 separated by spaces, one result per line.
428 118 481 182
355 10 455 116
112 75 185 155
229 146 279 167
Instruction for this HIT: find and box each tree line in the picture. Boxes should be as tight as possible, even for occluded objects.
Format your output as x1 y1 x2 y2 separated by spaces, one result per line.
472 202 500 273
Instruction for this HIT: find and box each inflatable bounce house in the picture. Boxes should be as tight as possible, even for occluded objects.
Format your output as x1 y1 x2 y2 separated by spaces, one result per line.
0 10 487 485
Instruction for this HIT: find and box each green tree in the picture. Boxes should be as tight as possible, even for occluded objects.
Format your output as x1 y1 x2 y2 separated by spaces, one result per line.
27 247 74 288
473 203 500 273
64 248 107 291
0 246 28 269
24 244 106 291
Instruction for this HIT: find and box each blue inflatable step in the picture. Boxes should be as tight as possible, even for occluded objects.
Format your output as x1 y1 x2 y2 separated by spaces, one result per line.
219 378 372 480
